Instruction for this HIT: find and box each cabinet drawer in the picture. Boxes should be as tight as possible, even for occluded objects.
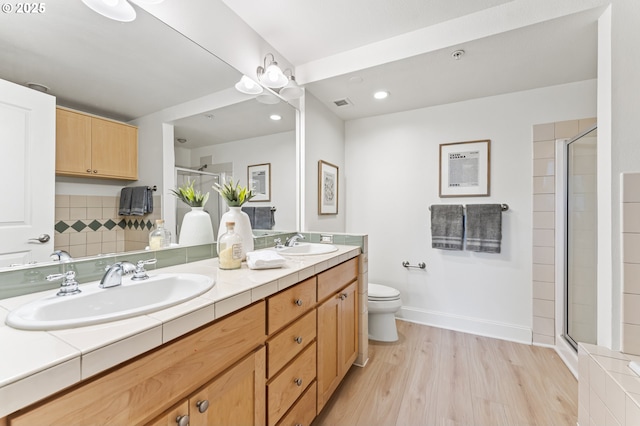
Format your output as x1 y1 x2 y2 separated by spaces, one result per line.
276 381 317 426
9 302 266 426
267 342 317 426
267 309 316 379
267 277 316 334
317 257 358 302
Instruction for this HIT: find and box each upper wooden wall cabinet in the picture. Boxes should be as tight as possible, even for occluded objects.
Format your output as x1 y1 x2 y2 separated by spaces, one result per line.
55 107 138 180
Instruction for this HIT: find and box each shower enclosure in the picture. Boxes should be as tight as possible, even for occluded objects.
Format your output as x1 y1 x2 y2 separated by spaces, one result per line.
174 167 227 242
564 126 597 349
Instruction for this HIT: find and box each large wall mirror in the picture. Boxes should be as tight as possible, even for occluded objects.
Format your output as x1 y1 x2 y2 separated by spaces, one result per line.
0 1 299 272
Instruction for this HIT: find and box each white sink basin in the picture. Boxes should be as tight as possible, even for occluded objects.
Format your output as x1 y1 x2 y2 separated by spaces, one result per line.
5 273 215 331
274 243 338 256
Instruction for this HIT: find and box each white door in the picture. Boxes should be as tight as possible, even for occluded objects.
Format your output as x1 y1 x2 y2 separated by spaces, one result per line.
0 78 56 267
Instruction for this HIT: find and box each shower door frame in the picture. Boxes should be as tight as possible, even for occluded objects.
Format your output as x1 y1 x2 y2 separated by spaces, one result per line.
554 125 598 355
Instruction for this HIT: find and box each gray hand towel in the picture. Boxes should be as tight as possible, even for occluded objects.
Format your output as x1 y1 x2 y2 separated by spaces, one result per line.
254 207 275 230
130 186 150 216
465 204 502 253
241 206 256 228
118 187 133 216
430 205 464 250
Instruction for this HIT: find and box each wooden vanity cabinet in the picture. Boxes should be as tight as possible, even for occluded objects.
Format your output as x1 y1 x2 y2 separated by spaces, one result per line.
148 347 266 426
316 258 359 412
55 107 138 180
266 278 318 426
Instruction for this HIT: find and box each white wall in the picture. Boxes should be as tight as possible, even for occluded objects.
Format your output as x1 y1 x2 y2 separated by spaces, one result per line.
345 80 597 342
190 131 297 231
609 0 640 350
304 92 346 232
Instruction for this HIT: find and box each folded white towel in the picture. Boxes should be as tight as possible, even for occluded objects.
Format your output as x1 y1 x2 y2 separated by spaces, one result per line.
246 250 286 270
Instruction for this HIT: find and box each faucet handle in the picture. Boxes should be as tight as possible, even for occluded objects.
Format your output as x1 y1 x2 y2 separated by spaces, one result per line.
132 259 157 281
47 271 81 296
274 238 284 249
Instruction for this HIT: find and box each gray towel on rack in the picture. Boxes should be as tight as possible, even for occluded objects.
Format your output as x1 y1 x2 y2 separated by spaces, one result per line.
255 207 275 229
465 204 502 253
118 187 133 216
120 186 153 216
430 205 464 250
241 207 256 227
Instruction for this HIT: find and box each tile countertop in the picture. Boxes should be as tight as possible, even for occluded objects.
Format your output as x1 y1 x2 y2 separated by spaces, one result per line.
0 245 361 418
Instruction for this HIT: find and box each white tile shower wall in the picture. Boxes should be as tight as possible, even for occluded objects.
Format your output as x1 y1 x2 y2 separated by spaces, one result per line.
578 343 640 426
531 118 596 346
621 172 640 355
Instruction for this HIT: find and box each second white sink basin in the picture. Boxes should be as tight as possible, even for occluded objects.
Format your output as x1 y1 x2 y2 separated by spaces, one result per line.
274 243 338 256
5 273 215 331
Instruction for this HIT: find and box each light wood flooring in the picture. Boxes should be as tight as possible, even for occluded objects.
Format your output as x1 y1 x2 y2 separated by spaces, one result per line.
313 320 578 426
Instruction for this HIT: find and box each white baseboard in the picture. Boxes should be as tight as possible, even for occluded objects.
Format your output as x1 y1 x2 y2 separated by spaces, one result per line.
397 306 532 345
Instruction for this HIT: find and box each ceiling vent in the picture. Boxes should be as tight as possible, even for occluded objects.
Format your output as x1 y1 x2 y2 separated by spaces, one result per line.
333 98 353 107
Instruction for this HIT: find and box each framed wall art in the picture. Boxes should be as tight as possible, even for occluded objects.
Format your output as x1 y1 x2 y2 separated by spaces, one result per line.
439 139 490 197
318 160 338 215
248 163 271 202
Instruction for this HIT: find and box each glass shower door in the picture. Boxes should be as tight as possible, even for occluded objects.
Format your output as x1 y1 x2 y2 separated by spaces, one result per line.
565 127 597 348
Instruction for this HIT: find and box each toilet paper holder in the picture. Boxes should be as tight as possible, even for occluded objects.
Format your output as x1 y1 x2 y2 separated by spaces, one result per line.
402 261 426 269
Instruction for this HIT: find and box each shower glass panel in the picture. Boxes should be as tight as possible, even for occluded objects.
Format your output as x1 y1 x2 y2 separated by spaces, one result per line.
565 127 597 348
175 168 222 241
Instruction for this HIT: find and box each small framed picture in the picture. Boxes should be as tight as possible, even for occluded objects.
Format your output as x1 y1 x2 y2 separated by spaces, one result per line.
248 163 271 202
439 139 490 197
318 160 338 215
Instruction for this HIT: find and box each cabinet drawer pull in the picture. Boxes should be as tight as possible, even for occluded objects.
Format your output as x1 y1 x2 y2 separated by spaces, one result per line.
294 299 303 306
93 170 98 173
196 399 209 413
294 378 303 386
176 414 189 426
294 336 303 344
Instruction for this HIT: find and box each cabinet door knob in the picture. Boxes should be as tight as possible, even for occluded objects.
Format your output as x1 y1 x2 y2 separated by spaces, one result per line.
176 414 190 426
196 399 209 413
294 336 303 344
92 170 98 173
340 293 347 300
294 299 303 306
294 378 303 386
86 169 91 173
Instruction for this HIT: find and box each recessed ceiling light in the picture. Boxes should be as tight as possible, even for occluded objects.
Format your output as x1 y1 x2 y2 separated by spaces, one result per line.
373 91 389 100
270 114 282 121
176 138 187 144
26 82 49 93
348 76 364 85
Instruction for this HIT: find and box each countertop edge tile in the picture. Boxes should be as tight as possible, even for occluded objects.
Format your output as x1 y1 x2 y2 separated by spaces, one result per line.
0 357 81 418
161 305 215 343
81 325 163 380
214 291 253 319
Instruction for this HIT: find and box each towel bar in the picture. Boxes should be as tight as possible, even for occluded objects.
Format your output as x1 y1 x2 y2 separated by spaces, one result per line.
428 203 508 211
402 261 426 269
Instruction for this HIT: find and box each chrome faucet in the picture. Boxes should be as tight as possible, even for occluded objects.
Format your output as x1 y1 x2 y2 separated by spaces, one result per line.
47 270 81 296
50 250 72 262
285 233 305 247
100 261 136 288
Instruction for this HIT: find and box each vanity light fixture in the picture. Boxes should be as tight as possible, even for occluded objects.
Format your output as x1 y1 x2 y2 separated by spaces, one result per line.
373 91 390 100
235 75 263 95
270 114 282 121
82 0 165 22
256 53 288 89
82 0 136 22
279 73 303 100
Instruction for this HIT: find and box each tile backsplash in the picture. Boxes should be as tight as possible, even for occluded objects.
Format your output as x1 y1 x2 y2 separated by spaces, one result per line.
54 194 161 257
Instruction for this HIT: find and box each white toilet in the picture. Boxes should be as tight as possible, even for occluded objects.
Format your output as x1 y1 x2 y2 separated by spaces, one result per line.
368 283 402 342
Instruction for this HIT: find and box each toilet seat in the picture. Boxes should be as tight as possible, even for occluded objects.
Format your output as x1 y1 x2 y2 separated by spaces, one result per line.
368 283 400 301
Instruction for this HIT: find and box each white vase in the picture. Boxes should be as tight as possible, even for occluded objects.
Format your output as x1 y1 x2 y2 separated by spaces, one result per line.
218 206 254 260
179 207 214 246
